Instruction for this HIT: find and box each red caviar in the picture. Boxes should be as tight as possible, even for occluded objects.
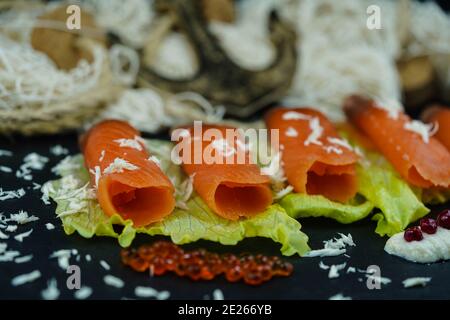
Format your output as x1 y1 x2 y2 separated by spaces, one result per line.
121 241 293 286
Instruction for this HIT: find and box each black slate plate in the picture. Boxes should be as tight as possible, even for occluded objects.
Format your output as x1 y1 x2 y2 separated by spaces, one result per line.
0 132 448 300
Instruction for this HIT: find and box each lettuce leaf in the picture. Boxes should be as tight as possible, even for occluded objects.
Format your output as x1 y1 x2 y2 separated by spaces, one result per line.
341 131 430 237
47 141 310 256
280 193 374 224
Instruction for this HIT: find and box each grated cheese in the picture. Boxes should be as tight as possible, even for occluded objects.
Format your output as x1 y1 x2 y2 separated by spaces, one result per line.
74 286 93 300
0 188 25 201
0 149 13 157
402 277 431 288
0 244 20 261
175 173 195 210
148 155 161 167
45 223 55 230
103 158 139 174
9 210 39 224
323 145 343 154
273 185 294 200
100 260 111 271
5 225 17 232
99 150 106 162
319 261 329 270
404 120 438 144
0 230 9 239
304 117 323 146
40 182 54 205
0 250 20 262
0 166 12 173
41 278 60 300
327 137 353 150
104 275 124 288
347 267 356 273
32 182 41 190
114 136 144 151
282 111 312 121
50 145 69 156
365 274 392 285
51 156 81 175
373 97 402 120
49 175 96 217
11 270 41 286
15 254 33 264
86 254 92 262
328 263 347 279
304 248 346 258
213 289 224 300
329 293 352 300
134 286 170 300
16 153 49 181
304 233 355 258
89 166 101 189
14 229 33 242
285 127 298 137
50 249 72 270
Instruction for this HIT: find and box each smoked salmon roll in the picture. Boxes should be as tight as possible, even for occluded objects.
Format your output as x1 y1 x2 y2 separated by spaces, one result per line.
344 95 450 188
265 107 359 202
81 120 175 227
173 124 273 220
421 105 450 151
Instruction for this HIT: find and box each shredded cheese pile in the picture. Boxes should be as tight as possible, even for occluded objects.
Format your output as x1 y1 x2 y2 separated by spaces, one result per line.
305 233 355 257
42 173 96 217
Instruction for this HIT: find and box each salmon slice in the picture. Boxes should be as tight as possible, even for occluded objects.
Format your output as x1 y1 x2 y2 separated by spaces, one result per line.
344 95 450 188
422 105 450 151
265 107 359 202
174 124 272 220
81 120 175 227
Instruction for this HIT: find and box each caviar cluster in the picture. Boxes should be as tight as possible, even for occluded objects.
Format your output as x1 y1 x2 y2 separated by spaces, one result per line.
404 209 450 242
121 241 293 285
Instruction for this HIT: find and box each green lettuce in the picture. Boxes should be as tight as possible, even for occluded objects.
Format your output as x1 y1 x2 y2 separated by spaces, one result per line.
342 131 430 237
47 141 310 256
280 193 374 224
356 152 429 236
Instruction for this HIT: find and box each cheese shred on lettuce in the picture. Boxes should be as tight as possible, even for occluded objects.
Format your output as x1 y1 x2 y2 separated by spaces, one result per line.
45 140 310 256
